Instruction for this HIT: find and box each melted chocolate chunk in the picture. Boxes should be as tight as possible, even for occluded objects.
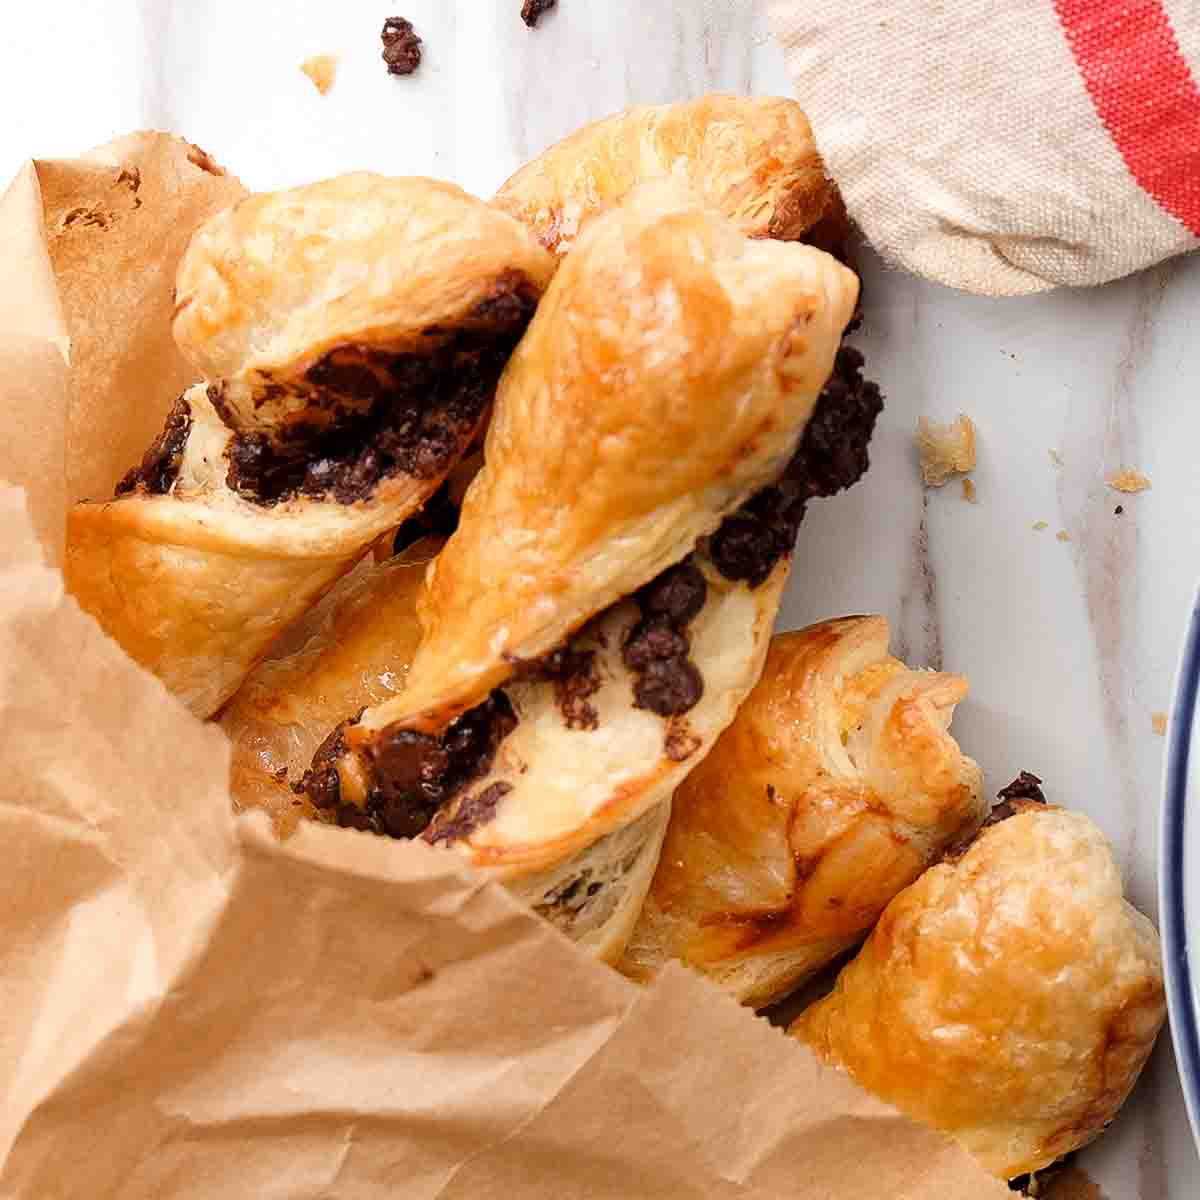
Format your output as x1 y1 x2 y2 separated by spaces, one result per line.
986 771 1048 827
943 771 1049 862
304 692 519 841
996 770 1046 806
225 278 537 506
555 651 601 730
633 658 704 716
426 781 513 844
299 716 357 813
623 561 707 718
510 638 603 731
115 395 192 496
372 730 450 838
709 344 883 587
623 619 688 672
637 559 707 625
381 17 422 75
520 0 557 26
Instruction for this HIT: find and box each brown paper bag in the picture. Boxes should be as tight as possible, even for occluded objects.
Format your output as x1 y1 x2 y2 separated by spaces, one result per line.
0 134 1008 1199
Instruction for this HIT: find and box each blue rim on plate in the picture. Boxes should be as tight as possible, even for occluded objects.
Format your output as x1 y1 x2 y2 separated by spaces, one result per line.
1162 588 1200 1149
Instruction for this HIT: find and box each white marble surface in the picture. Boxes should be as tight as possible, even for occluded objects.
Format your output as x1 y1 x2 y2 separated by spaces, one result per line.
4 1 1199 1194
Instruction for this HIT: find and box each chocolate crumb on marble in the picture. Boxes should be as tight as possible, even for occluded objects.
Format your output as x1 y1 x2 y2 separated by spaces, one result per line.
381 17 422 75
521 0 557 27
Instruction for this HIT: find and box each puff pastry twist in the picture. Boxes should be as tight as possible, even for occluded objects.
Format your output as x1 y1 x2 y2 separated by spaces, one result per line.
66 175 554 716
290 184 876 959
621 616 985 1007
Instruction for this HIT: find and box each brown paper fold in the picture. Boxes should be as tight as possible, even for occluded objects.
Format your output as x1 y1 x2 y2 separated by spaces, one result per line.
37 133 245 503
0 135 1008 1198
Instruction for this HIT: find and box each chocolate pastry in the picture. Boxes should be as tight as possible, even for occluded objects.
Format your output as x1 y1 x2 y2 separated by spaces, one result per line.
299 182 868 965
65 175 553 716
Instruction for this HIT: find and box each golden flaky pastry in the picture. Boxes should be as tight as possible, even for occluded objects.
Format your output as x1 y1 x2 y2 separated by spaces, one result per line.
620 616 985 1007
791 800 1165 1180
221 538 440 837
293 548 791 962
493 95 833 254
66 176 553 717
420 553 789 873
174 173 554 441
342 180 859 747
229 543 787 962
295 184 875 961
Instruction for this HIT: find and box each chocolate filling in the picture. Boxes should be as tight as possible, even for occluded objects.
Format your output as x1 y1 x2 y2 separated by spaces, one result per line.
623 559 707 718
534 831 649 932
708 344 883 588
224 278 538 506
381 16 422 75
1009 1152 1076 1195
663 720 702 762
944 771 1049 862
982 771 1049 831
303 692 518 841
426 781 513 845
538 873 605 917
115 395 193 496
995 770 1047 808
512 643 603 731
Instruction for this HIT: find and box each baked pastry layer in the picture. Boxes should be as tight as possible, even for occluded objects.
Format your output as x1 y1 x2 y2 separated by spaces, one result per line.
620 616 985 1007
791 799 1165 1179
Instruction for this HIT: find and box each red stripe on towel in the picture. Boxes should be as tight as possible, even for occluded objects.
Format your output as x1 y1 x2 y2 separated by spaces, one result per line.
1055 0 1200 234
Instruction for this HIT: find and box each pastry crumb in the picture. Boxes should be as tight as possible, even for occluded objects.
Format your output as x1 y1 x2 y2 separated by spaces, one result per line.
1049 448 1063 467
1152 712 1168 736
186 144 226 176
1056 529 1071 542
917 413 977 486
1108 469 1151 494
300 54 338 94
961 478 977 503
1032 520 1048 531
